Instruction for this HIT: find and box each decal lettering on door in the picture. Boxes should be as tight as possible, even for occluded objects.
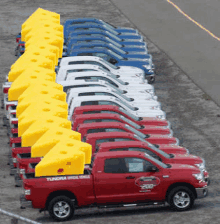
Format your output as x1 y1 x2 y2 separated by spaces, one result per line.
135 176 160 192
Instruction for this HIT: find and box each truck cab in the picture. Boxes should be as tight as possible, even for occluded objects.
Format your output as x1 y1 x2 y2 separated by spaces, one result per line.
72 113 170 134
72 105 169 127
68 48 154 83
66 86 161 111
68 95 166 121
83 132 178 154
76 121 172 138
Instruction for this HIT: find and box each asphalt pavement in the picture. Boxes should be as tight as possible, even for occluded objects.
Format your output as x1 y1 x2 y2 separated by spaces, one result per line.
111 0 220 106
0 0 220 224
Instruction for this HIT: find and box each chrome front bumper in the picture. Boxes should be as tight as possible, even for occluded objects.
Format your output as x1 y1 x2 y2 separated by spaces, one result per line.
20 194 32 209
196 186 208 199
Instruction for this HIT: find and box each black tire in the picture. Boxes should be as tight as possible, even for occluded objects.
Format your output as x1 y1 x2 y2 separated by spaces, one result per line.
146 76 155 84
48 196 75 222
167 186 195 211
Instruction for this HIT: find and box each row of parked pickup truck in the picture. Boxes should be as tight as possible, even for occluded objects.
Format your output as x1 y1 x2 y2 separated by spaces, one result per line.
3 15 209 222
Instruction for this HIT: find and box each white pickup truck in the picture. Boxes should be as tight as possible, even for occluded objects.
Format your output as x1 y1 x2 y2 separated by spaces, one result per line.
66 86 161 111
68 95 166 121
57 71 155 96
57 56 147 78
57 64 146 83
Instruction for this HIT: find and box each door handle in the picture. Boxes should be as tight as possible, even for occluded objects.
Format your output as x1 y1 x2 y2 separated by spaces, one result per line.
126 176 135 179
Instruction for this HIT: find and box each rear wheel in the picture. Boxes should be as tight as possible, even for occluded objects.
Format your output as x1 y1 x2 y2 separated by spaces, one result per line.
48 196 74 221
168 186 195 211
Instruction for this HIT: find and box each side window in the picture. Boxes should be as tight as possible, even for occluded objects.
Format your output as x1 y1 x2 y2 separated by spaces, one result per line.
114 138 133 142
125 158 154 173
87 128 106 134
109 148 129 151
104 158 127 173
78 53 93 56
79 92 95 97
68 61 84 65
96 138 115 145
105 128 125 132
102 119 119 122
81 100 99 106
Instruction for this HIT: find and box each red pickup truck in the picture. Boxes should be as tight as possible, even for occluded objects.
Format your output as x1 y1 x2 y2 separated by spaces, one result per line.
14 139 189 187
83 132 178 154
72 113 172 135
95 141 209 184
20 151 208 221
76 122 177 145
72 105 171 128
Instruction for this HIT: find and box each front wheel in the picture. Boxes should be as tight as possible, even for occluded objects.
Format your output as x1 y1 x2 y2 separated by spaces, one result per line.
168 186 195 211
48 196 74 221
146 75 155 84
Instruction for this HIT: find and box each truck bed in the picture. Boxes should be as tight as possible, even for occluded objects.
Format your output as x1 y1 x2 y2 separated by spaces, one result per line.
23 169 91 179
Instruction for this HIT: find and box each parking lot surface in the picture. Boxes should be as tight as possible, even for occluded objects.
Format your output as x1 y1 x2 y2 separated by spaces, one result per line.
0 0 220 223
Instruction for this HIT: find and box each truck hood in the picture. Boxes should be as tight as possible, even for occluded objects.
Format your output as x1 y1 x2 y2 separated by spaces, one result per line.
171 154 203 165
167 163 201 173
117 66 144 74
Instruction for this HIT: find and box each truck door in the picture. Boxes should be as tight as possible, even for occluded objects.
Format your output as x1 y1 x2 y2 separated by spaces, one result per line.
123 157 164 202
94 157 137 204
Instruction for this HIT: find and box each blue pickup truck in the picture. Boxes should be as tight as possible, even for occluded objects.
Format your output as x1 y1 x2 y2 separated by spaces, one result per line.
69 48 155 83
65 30 144 45
64 18 138 35
64 36 147 55
64 23 142 42
65 43 150 61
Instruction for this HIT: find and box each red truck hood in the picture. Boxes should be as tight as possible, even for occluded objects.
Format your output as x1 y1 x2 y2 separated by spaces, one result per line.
168 163 201 173
146 135 177 145
171 154 203 165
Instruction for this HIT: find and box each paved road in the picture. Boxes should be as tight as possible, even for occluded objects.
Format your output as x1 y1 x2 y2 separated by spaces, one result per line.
111 0 220 106
1 0 220 224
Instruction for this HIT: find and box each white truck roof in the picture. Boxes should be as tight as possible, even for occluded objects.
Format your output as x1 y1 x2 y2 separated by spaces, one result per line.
66 86 160 109
68 95 166 120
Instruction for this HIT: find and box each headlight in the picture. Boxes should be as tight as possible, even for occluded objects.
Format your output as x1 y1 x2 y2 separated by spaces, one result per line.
157 115 164 119
195 162 205 171
12 158 17 163
143 65 151 70
193 172 204 181
24 189 31 195
20 168 25 174
151 105 161 110
146 89 154 95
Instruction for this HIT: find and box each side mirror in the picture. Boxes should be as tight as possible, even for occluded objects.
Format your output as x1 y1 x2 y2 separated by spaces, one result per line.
109 58 117 64
147 165 158 172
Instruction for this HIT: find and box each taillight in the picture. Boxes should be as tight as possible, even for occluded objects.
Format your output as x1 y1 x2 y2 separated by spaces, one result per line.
3 87 9 94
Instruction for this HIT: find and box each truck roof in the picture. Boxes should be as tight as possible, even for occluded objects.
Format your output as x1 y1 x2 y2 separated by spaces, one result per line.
74 113 131 121
85 131 139 139
98 141 149 149
95 150 145 159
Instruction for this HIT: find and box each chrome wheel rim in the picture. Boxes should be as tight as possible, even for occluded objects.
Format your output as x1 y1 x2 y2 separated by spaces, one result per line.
53 201 70 218
173 191 190 209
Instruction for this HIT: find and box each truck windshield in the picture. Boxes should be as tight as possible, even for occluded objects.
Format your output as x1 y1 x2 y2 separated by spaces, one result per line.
124 124 146 139
144 153 168 168
99 58 119 69
103 81 124 94
105 31 121 41
104 37 122 48
119 115 141 129
113 97 135 111
133 135 170 159
107 49 124 60
108 43 126 54
118 107 140 121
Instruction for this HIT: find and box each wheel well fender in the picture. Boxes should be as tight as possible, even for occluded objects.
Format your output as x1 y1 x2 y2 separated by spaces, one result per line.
165 182 197 201
45 190 78 209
